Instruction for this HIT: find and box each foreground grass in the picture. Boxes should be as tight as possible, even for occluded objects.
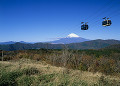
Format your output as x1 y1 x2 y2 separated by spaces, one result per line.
0 59 120 86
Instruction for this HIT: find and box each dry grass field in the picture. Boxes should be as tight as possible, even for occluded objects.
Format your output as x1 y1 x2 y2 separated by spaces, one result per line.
0 59 120 86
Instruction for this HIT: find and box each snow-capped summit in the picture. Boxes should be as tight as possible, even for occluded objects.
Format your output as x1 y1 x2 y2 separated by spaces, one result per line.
49 33 90 44
67 33 79 38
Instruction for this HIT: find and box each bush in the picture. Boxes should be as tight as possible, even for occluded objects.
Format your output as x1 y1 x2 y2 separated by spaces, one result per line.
22 67 40 76
96 76 120 86
17 76 34 86
72 81 88 86
38 74 55 83
0 70 22 86
79 63 88 71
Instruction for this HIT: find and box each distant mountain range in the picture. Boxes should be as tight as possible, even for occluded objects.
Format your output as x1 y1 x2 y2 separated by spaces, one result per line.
0 39 120 51
0 33 120 51
0 41 34 45
0 33 90 45
0 41 16 45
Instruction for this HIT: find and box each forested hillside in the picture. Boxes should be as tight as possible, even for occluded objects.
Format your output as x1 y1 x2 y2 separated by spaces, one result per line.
103 44 120 50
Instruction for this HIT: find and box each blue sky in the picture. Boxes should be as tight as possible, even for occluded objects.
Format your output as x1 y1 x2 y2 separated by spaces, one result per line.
0 0 120 42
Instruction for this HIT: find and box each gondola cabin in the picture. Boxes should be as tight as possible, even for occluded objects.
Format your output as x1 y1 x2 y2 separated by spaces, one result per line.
102 20 112 26
81 24 88 30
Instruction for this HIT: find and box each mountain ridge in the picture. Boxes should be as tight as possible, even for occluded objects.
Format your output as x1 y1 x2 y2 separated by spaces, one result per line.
0 39 120 51
49 37 90 44
0 41 35 45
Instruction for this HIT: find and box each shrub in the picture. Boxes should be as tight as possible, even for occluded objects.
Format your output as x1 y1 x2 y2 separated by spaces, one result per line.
0 70 22 86
17 76 34 86
97 76 120 86
38 74 55 83
72 81 88 86
22 67 40 76
79 63 88 71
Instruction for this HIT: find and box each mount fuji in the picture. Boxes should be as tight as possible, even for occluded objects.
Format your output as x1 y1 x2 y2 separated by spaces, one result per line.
50 33 90 44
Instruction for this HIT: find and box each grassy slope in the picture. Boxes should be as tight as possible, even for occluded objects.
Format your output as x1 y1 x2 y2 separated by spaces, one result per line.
0 59 120 86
